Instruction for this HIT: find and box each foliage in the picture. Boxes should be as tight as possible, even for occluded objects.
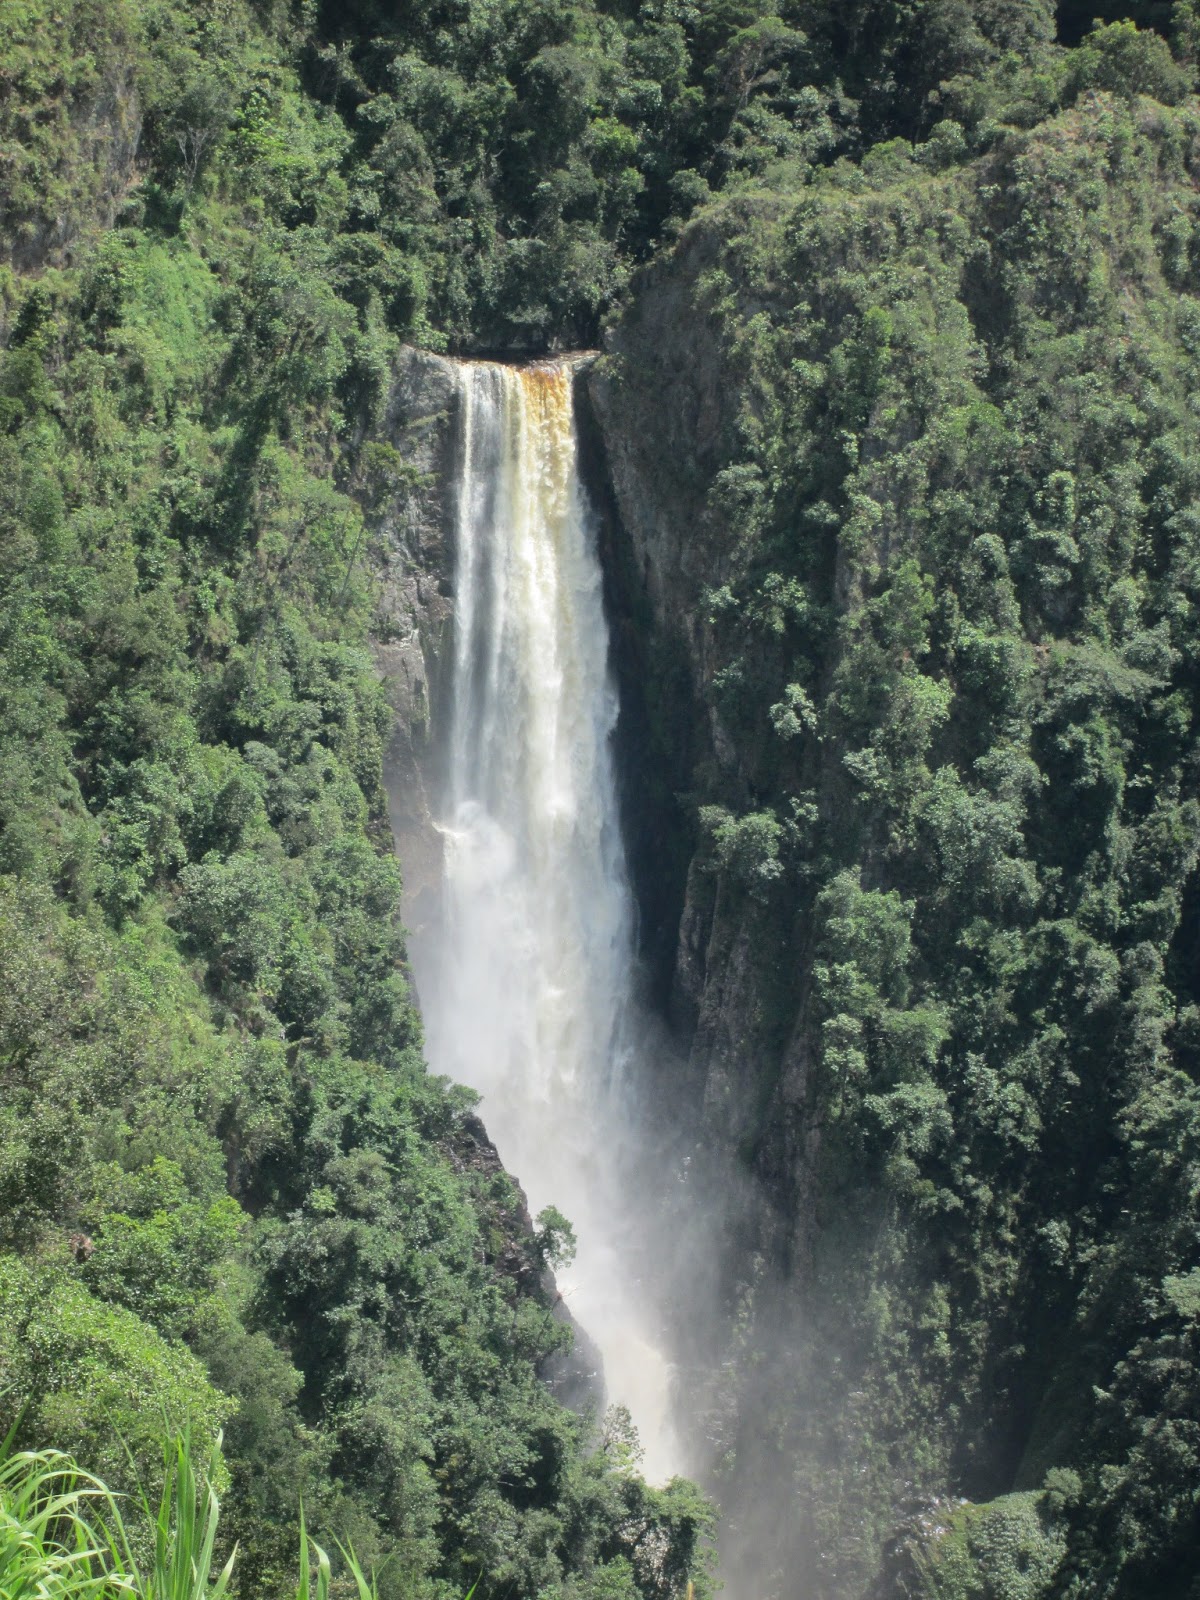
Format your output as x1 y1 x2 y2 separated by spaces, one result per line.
3 3 1200 1600
913 1492 1067 1600
0 1444 120 1599
0 1429 385 1600
0 4 720 1597
600 14 1200 1600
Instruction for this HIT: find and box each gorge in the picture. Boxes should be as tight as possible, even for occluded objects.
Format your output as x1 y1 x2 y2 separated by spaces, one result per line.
3 5 1200 1600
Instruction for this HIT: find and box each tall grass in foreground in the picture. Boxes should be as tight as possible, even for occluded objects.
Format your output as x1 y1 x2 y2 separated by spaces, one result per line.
0 1446 119 1598
0 1430 379 1599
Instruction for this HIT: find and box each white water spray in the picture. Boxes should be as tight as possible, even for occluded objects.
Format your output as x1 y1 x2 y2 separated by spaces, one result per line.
413 357 685 1483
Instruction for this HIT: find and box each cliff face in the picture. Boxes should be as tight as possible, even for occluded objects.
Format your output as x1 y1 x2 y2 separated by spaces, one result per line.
371 347 461 966
587 224 818 1260
586 225 828 1596
371 326 818 1583
372 88 1200 1591
0 38 142 277
373 319 795 1192
586 92 1200 1600
372 328 798 1223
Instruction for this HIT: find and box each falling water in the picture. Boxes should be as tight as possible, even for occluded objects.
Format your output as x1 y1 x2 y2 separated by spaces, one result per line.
415 357 685 1483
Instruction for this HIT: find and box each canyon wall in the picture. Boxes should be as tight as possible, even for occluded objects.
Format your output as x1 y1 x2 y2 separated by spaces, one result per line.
370 94 1200 1594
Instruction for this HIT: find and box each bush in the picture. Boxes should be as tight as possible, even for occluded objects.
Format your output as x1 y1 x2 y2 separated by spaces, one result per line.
1067 20 1192 103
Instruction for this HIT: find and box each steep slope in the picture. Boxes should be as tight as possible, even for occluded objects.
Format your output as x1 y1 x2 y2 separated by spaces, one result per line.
5 3 1200 1599
0 3 714 1596
591 61 1200 1600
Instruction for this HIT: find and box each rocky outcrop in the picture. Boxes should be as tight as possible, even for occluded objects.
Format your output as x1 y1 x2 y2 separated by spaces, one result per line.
587 221 808 1219
446 1111 604 1414
586 228 826 1583
370 346 461 959
1 65 142 276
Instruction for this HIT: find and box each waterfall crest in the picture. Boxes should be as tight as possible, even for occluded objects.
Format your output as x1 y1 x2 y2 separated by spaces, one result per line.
416 358 684 1483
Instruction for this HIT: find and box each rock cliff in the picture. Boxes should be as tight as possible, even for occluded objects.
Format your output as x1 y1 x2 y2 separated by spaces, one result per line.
585 224 825 1593
371 346 460 968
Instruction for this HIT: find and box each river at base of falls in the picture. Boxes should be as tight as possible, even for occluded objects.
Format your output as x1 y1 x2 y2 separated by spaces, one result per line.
408 356 687 1486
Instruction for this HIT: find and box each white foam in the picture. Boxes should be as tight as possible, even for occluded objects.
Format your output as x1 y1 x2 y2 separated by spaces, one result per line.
413 359 686 1485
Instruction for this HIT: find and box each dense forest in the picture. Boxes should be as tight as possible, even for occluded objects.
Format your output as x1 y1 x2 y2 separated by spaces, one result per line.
2 2 1199 1599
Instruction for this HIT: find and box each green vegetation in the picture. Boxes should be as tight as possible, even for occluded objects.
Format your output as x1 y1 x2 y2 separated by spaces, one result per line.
909 1491 1068 1600
0 2 720 1596
599 8 1200 1599
0 1429 384 1599
3 1 1200 1599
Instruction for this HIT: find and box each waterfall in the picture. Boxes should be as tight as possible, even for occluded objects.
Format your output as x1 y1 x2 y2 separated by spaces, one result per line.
415 357 685 1484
